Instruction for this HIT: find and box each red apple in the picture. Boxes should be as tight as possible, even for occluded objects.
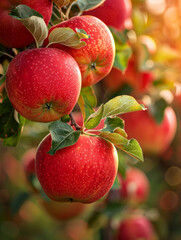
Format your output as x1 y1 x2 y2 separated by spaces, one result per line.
119 167 150 204
40 200 86 221
5 48 81 122
83 0 132 31
121 103 177 155
35 134 118 203
103 58 154 96
117 214 155 240
45 15 115 87
0 0 53 48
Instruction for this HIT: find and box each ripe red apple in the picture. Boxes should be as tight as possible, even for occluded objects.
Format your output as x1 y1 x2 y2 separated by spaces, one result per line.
5 48 81 122
0 0 53 48
40 200 86 221
45 15 115 87
103 58 154 96
121 103 177 155
35 134 118 203
117 214 155 240
83 0 132 31
119 167 150 204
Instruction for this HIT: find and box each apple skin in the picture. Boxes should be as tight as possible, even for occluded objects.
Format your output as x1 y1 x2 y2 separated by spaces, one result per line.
103 58 153 95
44 15 115 87
83 0 132 31
121 104 177 155
5 48 81 122
35 134 118 203
117 214 155 240
119 167 150 204
0 0 53 48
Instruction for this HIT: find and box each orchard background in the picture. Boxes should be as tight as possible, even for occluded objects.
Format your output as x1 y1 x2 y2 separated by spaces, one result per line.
1 0 181 239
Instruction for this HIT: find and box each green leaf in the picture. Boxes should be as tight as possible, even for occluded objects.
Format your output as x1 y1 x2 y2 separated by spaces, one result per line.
78 86 97 122
99 131 144 162
0 98 25 145
48 27 90 49
75 0 105 11
149 98 168 124
10 5 48 48
10 4 43 19
61 114 71 123
117 150 126 179
103 95 146 117
102 117 125 132
113 44 132 72
84 104 104 129
85 95 145 129
48 120 81 155
10 192 31 215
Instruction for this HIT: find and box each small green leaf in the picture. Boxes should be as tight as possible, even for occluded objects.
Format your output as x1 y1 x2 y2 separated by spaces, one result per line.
117 150 126 179
48 27 89 49
48 120 81 155
61 114 71 123
76 28 91 38
10 5 48 48
75 0 105 11
99 131 144 162
113 44 132 72
78 86 97 121
10 192 31 215
102 117 125 132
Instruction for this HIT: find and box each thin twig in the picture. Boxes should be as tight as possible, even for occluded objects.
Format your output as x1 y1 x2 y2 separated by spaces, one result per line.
69 112 81 130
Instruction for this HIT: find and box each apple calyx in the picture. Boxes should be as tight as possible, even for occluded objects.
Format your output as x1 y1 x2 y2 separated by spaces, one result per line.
43 102 53 111
90 62 97 71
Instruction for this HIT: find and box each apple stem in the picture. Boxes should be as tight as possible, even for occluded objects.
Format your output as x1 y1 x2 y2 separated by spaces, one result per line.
69 112 81 131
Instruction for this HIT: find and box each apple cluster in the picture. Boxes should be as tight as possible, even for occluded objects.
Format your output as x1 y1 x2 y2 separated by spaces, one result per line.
1 0 119 205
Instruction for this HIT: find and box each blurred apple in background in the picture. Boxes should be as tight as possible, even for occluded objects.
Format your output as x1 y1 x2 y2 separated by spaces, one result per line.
116 213 155 240
103 57 154 97
83 0 132 31
119 167 150 204
0 0 53 48
121 102 177 155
